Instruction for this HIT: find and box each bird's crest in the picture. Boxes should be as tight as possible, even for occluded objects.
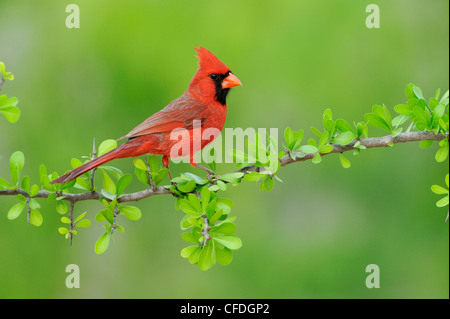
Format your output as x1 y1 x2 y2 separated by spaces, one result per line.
195 46 230 74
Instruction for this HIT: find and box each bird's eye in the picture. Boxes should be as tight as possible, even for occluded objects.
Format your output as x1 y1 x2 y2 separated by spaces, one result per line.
210 73 218 80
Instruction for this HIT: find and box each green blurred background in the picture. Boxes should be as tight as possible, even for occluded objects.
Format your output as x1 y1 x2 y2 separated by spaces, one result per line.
0 0 448 298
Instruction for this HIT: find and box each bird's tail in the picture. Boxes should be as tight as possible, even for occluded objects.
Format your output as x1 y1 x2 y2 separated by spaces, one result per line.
50 140 141 185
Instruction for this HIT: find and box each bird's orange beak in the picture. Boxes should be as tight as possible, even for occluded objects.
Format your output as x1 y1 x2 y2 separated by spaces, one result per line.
221 73 242 89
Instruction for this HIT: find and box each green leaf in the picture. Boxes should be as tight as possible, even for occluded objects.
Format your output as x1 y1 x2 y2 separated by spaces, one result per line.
200 187 211 213
412 85 424 99
29 198 41 210
260 176 274 191
187 193 201 212
95 209 107 223
405 84 415 99
199 240 215 271
177 179 197 193
355 121 368 138
219 172 244 183
419 140 434 148
307 138 317 147
323 108 333 126
0 176 12 189
100 168 116 194
30 210 43 227
439 89 449 105
30 184 40 197
446 174 449 188
9 151 25 185
394 104 413 116
244 172 265 182
58 227 69 235
116 174 132 195
319 144 333 154
413 106 430 127
76 219 91 228
179 199 201 217
392 127 403 137
188 217 202 228
212 222 236 235
188 246 202 265
56 200 68 215
335 119 354 133
317 131 329 149
0 105 21 123
61 216 71 224
183 173 208 185
74 212 87 223
208 185 219 192
339 154 351 168
215 246 233 266
21 176 30 193
210 209 223 225
310 127 322 137
284 127 294 148
181 246 198 258
216 198 234 214
98 139 117 156
435 144 449 163
298 145 318 154
133 158 147 171
333 131 356 146
95 232 111 254
120 205 142 221
436 196 449 208
151 169 168 186
434 88 441 101
75 176 90 190
135 167 149 185
312 153 322 164
432 104 445 120
71 158 84 169
7 202 26 220
364 113 391 131
392 115 409 127
16 193 26 202
431 185 448 195
182 232 200 244
213 235 242 250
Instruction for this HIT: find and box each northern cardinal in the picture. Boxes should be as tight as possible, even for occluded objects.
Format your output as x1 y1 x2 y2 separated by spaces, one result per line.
50 46 242 185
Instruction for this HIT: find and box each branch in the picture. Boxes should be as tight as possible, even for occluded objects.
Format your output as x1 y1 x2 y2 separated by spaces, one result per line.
279 131 446 166
0 131 446 204
0 186 172 202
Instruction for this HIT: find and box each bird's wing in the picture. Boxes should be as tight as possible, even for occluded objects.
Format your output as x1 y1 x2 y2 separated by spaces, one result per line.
117 94 209 141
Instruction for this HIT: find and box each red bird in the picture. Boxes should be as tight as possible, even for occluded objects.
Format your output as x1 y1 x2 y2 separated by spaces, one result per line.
51 46 242 185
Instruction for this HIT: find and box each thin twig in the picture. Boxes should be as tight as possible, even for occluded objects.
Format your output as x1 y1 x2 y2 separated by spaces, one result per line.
26 196 30 226
144 156 155 189
69 202 75 247
111 205 119 234
201 214 211 247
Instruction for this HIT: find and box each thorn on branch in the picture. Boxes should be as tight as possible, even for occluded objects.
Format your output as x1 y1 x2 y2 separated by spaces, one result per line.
144 156 155 190
69 202 75 247
90 138 97 192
